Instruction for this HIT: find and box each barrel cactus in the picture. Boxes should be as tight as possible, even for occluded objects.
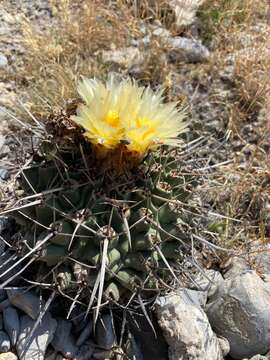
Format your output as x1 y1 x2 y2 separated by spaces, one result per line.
4 76 201 315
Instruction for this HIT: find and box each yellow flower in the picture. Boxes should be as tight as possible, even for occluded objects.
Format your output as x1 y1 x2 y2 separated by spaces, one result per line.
72 76 187 160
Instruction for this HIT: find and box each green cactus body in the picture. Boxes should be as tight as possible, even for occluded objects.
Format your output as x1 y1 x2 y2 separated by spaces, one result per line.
10 140 196 305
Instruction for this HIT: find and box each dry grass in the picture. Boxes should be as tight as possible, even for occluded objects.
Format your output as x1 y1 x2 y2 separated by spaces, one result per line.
198 0 269 46
16 0 140 114
195 0 270 246
14 0 184 118
7 0 270 248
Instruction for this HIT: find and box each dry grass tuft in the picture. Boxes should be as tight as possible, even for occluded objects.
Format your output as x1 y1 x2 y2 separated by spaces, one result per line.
7 0 270 249
123 0 175 27
198 0 269 46
196 0 270 246
15 0 182 117
17 0 140 114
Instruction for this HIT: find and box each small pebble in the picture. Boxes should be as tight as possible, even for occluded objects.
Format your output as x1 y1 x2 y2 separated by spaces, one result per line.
17 313 57 360
0 169 9 181
3 306 20 346
0 54 8 67
218 336 230 357
0 330 11 352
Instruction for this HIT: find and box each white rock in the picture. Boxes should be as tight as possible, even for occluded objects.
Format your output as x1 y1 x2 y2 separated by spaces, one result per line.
17 313 57 360
222 256 250 279
193 269 225 301
207 270 270 359
0 136 5 152
168 0 206 28
167 36 210 63
147 23 209 63
0 54 8 68
177 288 207 308
101 47 144 69
155 293 223 360
217 336 230 357
0 169 9 181
251 244 270 274
0 330 10 352
151 25 170 39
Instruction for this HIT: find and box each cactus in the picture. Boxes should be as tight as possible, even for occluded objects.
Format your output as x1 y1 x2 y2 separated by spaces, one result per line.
6 76 201 312
12 145 194 301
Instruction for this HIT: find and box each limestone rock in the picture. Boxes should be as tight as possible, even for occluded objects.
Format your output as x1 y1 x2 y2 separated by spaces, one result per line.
217 337 230 357
0 330 10 353
0 54 8 67
156 293 223 360
101 47 144 70
207 270 270 359
0 168 9 181
251 244 270 275
193 269 225 302
167 36 210 63
148 23 210 63
17 313 57 360
222 256 250 279
177 288 207 308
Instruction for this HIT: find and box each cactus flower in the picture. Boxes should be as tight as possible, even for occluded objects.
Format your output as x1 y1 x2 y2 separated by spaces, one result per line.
72 76 187 161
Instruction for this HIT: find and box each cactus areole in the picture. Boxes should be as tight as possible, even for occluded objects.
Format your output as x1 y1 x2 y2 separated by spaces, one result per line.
8 76 197 311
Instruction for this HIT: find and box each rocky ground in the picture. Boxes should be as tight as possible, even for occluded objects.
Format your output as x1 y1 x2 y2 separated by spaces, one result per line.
0 0 270 359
